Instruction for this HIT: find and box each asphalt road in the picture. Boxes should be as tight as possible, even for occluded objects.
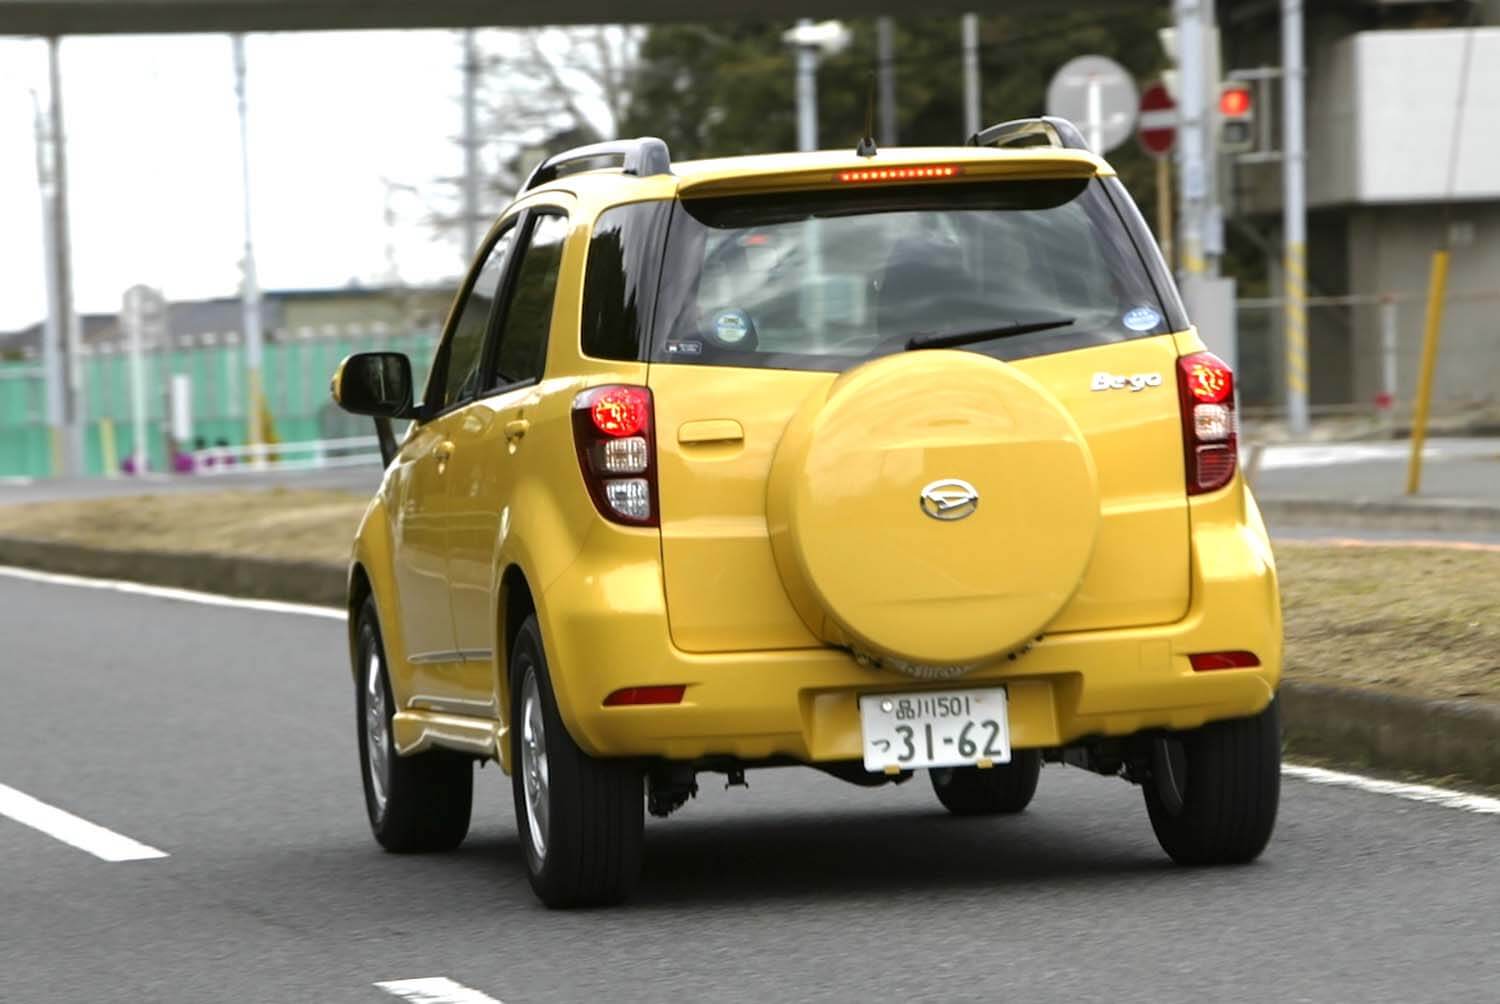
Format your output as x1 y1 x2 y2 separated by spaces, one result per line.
2 573 1498 1003
1252 437 1500 502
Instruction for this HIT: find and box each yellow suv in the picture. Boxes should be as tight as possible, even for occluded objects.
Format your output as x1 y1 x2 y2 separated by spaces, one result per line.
332 118 1282 909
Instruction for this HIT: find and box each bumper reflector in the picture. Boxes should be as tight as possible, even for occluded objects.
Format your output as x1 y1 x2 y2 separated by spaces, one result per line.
1188 651 1261 671
603 685 687 707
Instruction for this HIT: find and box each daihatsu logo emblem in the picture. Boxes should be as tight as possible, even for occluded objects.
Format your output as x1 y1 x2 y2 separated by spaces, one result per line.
919 479 980 521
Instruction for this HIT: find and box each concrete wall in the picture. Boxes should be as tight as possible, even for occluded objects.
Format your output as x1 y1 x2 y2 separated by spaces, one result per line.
1344 28 1500 205
1346 203 1500 407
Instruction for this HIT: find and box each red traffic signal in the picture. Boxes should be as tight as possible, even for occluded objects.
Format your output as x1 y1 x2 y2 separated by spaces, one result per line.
1218 82 1254 153
1219 84 1252 118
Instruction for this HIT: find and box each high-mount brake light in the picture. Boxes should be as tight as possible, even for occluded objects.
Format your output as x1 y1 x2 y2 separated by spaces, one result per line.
838 165 959 183
1176 351 1238 495
573 385 659 527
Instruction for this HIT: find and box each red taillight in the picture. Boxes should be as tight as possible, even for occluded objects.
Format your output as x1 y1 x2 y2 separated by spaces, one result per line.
573 385 659 527
1177 351 1238 494
838 165 959 183
590 386 649 437
603 685 686 707
1189 650 1260 671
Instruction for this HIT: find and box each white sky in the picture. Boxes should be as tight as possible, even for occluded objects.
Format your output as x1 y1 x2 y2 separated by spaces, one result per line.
0 31 473 331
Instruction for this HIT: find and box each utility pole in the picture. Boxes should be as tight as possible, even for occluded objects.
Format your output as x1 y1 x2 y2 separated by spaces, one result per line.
461 29 481 263
1202 0 1222 277
961 14 981 139
783 20 849 152
794 19 818 151
1172 0 1209 279
47 38 82 475
27 86 64 474
1281 0 1310 435
232 34 265 462
876 17 897 146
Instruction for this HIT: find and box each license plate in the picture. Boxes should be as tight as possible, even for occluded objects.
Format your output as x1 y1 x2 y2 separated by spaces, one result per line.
858 687 1011 772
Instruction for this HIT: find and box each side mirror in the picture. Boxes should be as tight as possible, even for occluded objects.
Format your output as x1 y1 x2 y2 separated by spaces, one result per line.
331 352 415 419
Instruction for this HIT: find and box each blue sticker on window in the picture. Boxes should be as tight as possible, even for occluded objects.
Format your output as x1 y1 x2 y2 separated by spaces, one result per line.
712 308 752 345
1123 305 1163 332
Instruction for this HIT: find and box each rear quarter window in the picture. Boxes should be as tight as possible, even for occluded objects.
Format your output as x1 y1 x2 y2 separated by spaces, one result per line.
580 201 672 362
650 178 1183 372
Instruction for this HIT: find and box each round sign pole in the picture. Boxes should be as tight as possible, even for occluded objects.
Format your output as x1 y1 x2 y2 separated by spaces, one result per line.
1156 156 1174 270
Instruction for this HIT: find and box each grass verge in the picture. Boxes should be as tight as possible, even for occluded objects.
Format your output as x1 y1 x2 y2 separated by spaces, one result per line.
1 489 1496 703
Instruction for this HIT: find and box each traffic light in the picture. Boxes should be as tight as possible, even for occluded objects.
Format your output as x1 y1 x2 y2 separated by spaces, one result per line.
1218 81 1254 154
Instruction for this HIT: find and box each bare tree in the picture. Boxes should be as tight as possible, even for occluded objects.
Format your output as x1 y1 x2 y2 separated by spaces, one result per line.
429 26 642 244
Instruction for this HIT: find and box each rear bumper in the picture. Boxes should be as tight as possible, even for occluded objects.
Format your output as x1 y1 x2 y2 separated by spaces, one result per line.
539 486 1281 763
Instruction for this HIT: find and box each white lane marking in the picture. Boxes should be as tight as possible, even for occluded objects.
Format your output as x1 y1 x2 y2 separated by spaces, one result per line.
0 564 344 620
1284 764 1500 816
1283 536 1500 554
1254 439 1497 471
375 977 504 1003
0 781 168 861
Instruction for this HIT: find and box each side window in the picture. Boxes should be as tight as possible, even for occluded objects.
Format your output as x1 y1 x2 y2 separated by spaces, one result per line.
492 214 569 386
429 228 515 412
581 201 670 361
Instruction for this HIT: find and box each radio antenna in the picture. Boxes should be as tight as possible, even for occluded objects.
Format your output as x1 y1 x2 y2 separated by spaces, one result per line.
856 71 878 157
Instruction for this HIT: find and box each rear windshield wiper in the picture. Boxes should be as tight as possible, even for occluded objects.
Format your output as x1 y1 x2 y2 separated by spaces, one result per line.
905 317 1075 351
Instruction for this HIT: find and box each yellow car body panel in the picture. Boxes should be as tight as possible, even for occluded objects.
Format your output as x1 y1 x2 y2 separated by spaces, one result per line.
342 144 1282 776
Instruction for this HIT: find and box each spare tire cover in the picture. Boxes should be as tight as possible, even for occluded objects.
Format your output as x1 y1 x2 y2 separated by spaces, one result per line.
766 350 1100 667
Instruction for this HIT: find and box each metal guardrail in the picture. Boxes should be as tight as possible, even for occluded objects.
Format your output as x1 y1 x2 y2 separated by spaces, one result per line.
186 434 384 474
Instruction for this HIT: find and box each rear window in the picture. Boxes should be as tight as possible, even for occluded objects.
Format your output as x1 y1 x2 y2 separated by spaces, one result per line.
650 178 1180 371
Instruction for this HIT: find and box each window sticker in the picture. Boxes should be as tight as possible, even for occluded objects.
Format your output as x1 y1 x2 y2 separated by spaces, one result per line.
1122 305 1163 332
665 339 704 356
711 308 753 346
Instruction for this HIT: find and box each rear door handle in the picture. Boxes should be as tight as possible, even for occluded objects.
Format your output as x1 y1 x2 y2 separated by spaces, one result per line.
678 419 744 445
505 419 531 442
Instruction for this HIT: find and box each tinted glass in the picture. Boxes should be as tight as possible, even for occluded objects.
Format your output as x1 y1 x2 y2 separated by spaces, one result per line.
581 201 671 361
493 214 569 385
651 179 1174 372
432 229 514 409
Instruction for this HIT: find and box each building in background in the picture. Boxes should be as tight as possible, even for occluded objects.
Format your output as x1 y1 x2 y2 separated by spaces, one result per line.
1223 0 1499 415
0 283 453 477
0 284 453 360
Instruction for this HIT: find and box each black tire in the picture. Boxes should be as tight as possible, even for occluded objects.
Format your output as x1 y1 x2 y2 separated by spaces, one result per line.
509 615 644 908
355 595 473 853
930 750 1042 815
1145 698 1281 866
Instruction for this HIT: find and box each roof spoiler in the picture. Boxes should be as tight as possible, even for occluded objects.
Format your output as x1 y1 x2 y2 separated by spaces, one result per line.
966 116 1091 153
519 136 673 195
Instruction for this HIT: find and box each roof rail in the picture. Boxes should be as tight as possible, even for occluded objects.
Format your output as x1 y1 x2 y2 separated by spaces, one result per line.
519 136 673 194
966 116 1091 153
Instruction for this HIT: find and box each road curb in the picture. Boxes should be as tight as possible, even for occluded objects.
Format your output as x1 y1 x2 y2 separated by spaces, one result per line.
0 535 346 608
1280 680 1500 789
1260 497 1500 534
2 534 1496 788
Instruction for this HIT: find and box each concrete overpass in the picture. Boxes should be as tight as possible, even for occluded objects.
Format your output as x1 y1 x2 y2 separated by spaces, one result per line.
0 0 1123 35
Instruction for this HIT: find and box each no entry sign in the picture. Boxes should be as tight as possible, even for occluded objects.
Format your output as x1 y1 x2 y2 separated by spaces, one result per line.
1138 81 1177 157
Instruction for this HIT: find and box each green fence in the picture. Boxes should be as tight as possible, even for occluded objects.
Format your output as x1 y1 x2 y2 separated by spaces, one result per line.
0 364 50 478
0 327 438 478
